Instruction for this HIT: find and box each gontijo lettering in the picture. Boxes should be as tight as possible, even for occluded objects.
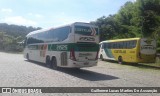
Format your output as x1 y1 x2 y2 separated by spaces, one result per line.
75 28 92 32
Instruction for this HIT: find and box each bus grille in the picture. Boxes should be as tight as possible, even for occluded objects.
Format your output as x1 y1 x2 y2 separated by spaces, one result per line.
61 52 67 66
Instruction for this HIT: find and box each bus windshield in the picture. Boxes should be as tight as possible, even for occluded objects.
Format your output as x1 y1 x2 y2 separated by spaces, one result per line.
74 25 99 43
140 38 156 55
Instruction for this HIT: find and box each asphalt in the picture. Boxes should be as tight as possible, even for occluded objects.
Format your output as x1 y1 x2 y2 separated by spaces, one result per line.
0 52 159 96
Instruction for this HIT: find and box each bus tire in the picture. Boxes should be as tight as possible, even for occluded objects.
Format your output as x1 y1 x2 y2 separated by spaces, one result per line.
26 53 30 61
100 54 104 61
118 56 123 64
51 57 58 70
46 56 51 67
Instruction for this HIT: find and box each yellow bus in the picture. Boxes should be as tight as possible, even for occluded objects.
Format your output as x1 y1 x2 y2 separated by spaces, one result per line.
99 38 156 64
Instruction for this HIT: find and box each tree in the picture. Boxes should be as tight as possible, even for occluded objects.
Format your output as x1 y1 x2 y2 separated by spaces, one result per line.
92 0 160 50
115 1 141 38
0 32 5 49
137 0 160 37
91 15 119 41
0 23 42 51
0 23 41 38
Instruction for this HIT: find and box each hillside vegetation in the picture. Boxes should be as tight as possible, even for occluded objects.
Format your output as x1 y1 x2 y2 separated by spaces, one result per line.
0 0 160 52
92 0 160 50
0 23 41 51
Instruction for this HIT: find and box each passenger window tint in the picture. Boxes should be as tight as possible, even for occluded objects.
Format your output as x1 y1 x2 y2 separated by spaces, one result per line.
26 26 71 44
48 26 71 42
130 40 137 48
101 40 137 49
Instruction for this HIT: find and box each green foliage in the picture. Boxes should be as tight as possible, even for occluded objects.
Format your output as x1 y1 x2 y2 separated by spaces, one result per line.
137 0 160 37
0 24 41 52
91 15 119 41
0 23 41 38
92 0 160 50
115 1 141 38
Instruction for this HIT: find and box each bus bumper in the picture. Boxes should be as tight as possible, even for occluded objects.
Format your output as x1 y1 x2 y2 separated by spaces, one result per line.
67 60 98 68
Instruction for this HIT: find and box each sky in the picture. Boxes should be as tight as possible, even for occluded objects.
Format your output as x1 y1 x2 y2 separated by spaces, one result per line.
0 0 135 28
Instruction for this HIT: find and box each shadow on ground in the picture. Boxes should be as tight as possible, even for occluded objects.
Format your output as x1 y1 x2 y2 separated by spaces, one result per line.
122 63 160 70
25 60 119 81
100 59 160 70
57 68 119 81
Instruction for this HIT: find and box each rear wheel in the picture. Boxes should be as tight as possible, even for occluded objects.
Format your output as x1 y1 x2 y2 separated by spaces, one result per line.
26 53 30 61
118 56 123 64
51 57 58 70
46 56 51 67
100 54 104 61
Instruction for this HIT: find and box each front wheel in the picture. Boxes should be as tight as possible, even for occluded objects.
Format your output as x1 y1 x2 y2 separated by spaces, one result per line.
100 55 104 61
26 53 30 61
118 56 123 64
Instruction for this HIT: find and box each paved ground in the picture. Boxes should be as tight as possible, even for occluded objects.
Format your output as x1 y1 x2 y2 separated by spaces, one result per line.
0 52 159 96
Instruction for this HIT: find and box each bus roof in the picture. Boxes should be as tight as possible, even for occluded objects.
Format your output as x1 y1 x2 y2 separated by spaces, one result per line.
100 38 141 43
26 22 97 37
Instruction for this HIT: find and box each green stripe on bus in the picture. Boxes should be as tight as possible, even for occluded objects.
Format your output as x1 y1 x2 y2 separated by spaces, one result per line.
48 43 99 52
104 48 114 58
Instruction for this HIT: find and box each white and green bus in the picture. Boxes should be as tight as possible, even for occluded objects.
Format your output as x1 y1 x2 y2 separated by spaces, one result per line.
24 22 99 69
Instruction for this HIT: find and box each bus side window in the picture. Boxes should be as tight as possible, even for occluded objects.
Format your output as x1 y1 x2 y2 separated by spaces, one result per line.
104 43 107 49
113 43 116 49
121 42 124 49
108 43 111 49
126 41 130 49
130 40 137 48
123 41 127 49
127 41 134 49
117 42 120 49
134 40 137 48
115 42 118 49
54 26 71 41
119 42 123 49
111 43 114 49
106 43 108 49
103 43 108 49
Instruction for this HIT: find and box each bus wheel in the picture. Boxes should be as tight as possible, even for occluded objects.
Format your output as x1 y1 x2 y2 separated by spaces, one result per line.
46 56 51 67
100 55 104 61
51 57 58 70
118 56 123 64
26 53 30 61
